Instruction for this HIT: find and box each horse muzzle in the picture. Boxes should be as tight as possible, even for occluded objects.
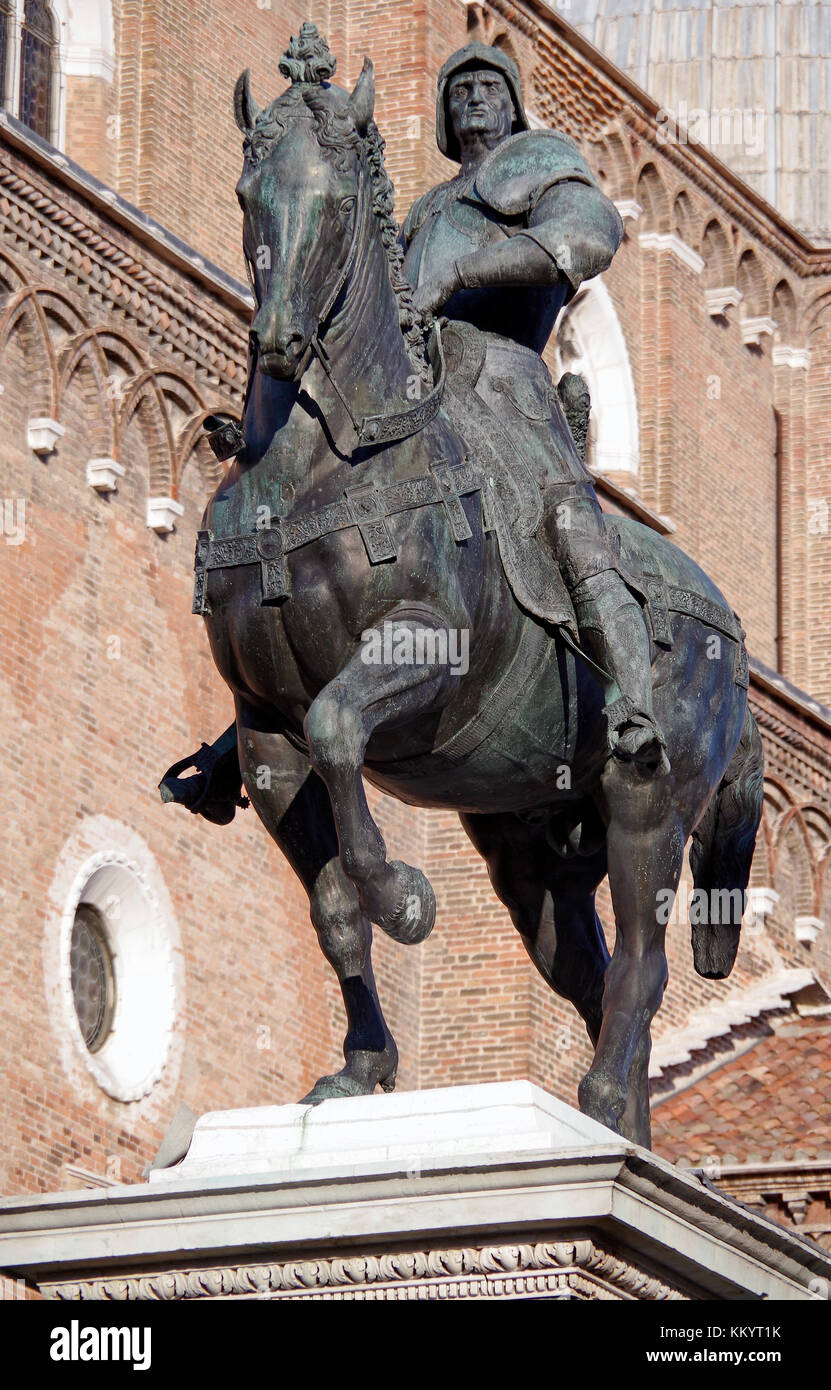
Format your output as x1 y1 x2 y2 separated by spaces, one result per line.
251 325 307 379
258 349 305 379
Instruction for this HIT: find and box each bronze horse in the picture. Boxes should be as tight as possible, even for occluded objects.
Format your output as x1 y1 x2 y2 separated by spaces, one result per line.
171 57 763 1147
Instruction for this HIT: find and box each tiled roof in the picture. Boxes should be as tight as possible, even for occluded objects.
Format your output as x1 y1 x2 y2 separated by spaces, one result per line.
652 1016 831 1165
649 969 816 1081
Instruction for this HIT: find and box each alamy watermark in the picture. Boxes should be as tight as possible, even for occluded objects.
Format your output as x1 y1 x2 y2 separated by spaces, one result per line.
360 621 470 677
50 1321 151 1370
656 883 744 927
657 103 766 158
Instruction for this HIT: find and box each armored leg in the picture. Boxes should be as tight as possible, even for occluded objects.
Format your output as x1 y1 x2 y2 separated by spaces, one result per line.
542 484 670 774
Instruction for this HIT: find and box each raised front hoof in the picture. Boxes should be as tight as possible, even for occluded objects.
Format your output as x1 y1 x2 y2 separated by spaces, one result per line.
373 861 436 945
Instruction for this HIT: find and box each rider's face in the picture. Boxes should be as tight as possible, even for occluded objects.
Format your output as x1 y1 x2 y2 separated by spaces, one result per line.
448 68 513 151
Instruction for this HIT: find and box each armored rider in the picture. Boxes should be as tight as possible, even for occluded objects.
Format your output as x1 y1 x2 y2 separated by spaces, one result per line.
402 41 668 773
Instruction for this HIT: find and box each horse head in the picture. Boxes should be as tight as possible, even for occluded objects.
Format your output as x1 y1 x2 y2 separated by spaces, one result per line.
233 28 375 381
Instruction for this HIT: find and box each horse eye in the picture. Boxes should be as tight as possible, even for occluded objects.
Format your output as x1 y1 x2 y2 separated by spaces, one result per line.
338 197 356 218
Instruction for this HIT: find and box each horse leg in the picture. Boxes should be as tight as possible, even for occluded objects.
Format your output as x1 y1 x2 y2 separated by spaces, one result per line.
303 610 457 944
577 766 683 1145
235 700 398 1102
460 812 610 1048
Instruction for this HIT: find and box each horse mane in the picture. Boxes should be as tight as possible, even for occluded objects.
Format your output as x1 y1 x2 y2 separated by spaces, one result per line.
242 35 432 383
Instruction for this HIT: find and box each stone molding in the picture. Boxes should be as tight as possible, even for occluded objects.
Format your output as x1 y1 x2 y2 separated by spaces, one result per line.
638 231 704 275
40 1237 687 1302
717 1164 831 1254
741 315 777 347
705 285 742 317
772 345 811 369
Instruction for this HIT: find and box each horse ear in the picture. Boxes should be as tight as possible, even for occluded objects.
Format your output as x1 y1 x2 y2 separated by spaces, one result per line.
234 69 260 134
348 57 375 133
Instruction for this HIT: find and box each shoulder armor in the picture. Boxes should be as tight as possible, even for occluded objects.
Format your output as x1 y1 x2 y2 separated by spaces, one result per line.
402 184 448 243
474 130 596 216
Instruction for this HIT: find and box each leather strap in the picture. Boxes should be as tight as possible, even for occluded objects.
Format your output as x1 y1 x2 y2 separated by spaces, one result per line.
192 459 482 613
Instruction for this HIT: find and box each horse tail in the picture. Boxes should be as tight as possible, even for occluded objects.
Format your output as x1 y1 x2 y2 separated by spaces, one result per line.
688 705 764 980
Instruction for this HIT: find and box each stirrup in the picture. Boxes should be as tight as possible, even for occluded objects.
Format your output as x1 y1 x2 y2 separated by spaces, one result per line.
158 725 249 825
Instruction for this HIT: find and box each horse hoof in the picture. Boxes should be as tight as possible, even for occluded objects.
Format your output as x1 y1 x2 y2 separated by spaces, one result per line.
577 1072 624 1136
298 1057 398 1105
374 861 436 945
298 1073 369 1105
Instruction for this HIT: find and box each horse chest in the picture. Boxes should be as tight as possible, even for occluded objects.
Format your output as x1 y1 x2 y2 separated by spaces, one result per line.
202 529 393 713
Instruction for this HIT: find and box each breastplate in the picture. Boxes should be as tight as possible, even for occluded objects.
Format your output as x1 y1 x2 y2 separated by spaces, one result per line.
408 180 508 287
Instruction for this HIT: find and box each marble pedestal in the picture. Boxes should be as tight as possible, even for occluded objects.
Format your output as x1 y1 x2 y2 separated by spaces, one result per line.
1 1082 829 1301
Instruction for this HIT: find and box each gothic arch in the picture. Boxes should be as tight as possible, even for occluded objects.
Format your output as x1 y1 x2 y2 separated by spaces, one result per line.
771 279 798 341
672 190 696 246
0 285 56 415
56 328 114 453
774 808 816 917
700 219 734 288
635 162 670 234
590 131 633 201
178 423 226 498
736 249 767 319
118 372 174 499
37 291 89 374
748 811 774 888
806 288 831 339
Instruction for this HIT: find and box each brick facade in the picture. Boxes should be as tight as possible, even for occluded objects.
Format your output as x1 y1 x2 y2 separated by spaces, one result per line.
1 0 830 1222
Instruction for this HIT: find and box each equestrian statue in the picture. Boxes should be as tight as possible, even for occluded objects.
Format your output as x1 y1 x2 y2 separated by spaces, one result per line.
160 23 763 1148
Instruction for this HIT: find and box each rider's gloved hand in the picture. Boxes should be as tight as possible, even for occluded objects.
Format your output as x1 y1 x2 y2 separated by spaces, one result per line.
413 263 463 317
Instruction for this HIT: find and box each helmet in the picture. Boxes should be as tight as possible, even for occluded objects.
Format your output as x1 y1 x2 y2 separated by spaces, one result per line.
436 41 529 163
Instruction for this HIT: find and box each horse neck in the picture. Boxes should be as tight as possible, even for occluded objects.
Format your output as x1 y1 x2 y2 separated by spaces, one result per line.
320 174 416 405
239 166 418 499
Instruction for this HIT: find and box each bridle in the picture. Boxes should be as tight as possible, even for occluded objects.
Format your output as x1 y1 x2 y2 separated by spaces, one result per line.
236 134 446 452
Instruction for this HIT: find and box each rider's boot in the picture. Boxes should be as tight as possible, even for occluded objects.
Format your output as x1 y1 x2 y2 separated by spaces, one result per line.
571 569 671 776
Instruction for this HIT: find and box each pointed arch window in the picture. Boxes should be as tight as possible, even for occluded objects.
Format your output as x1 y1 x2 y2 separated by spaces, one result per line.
19 0 55 136
0 0 58 141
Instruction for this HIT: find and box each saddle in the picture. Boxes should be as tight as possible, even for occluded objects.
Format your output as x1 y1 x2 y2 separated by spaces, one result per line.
441 319 580 639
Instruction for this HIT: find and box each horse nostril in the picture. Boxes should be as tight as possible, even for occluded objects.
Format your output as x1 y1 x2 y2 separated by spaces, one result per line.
275 330 303 357
249 320 303 360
